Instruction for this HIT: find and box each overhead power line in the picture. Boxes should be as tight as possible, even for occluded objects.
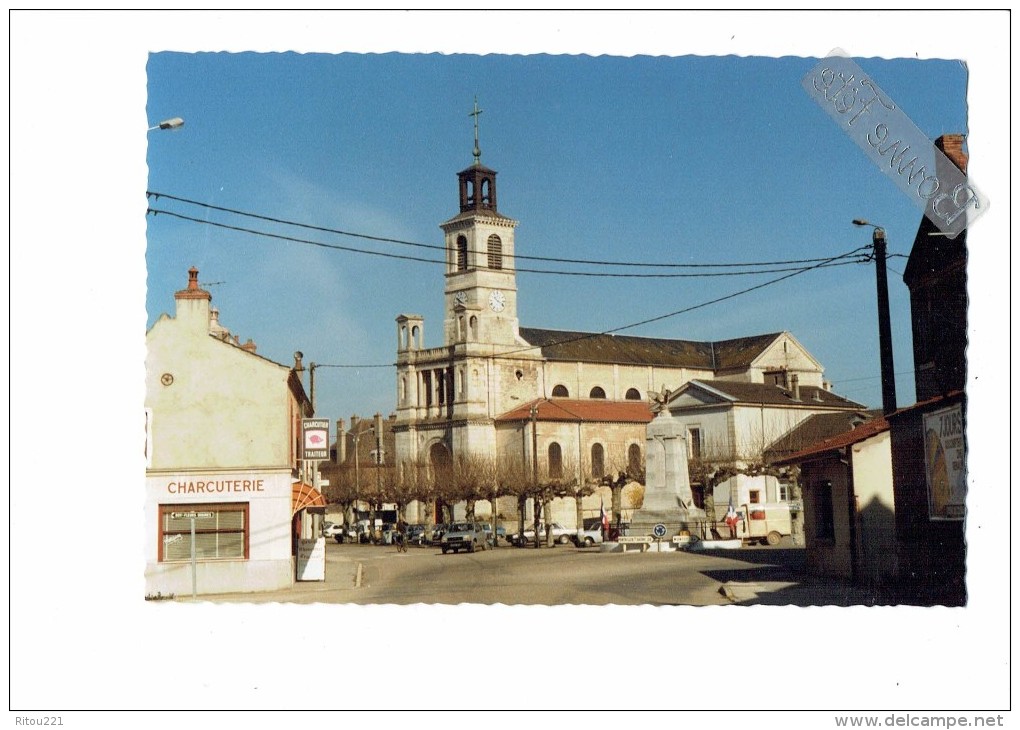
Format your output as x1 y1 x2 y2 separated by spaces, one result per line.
311 245 870 368
146 190 863 270
147 207 869 278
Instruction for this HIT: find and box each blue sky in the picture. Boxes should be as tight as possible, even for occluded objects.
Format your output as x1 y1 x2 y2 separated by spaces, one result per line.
147 51 967 423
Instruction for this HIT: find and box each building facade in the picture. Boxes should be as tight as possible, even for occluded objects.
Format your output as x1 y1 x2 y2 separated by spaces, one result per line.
775 416 897 586
393 144 849 530
661 378 866 527
145 268 314 596
887 134 969 605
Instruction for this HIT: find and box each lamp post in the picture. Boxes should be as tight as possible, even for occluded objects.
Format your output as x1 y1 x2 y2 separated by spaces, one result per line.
373 413 384 537
530 403 540 549
853 219 897 415
148 117 184 132
353 425 374 539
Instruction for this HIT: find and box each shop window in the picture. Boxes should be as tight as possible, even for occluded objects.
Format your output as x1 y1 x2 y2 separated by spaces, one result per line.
778 483 791 502
551 384 569 397
591 443 605 479
548 442 563 479
159 503 249 562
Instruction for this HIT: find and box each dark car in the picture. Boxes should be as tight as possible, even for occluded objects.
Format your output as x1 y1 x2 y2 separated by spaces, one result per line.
405 524 426 546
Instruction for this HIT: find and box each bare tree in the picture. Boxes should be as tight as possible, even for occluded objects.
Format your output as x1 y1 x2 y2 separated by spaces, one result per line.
495 456 532 548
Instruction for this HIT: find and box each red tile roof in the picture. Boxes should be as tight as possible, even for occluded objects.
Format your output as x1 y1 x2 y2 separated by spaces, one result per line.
496 398 654 424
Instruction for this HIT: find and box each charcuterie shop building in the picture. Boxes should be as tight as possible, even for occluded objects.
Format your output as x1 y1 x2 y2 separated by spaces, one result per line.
145 268 314 597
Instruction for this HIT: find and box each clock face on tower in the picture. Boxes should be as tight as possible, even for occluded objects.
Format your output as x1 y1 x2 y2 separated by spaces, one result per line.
488 290 506 312
454 291 468 305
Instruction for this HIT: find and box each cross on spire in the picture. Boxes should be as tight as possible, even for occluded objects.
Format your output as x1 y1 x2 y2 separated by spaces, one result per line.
469 96 483 165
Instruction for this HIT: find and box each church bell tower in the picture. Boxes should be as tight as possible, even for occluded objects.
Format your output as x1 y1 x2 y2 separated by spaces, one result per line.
441 98 521 348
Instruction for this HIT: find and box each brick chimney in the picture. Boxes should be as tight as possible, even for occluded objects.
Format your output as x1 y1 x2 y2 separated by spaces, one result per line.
240 338 257 354
336 419 346 464
790 373 801 401
174 267 212 331
935 134 968 173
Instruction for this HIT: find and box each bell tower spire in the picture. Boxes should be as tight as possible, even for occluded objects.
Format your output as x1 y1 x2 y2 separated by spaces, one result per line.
458 97 498 214
441 98 520 348
470 96 483 165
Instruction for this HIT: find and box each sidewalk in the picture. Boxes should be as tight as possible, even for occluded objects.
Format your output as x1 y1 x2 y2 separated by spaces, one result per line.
184 550 362 604
719 576 894 606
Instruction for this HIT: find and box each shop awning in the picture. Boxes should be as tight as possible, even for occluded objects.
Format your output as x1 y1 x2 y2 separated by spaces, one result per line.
292 482 327 515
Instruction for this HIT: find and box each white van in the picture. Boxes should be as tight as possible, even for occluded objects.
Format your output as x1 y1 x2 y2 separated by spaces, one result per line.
738 502 792 546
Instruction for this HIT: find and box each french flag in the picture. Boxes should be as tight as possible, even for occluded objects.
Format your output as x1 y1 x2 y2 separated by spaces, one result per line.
600 497 609 533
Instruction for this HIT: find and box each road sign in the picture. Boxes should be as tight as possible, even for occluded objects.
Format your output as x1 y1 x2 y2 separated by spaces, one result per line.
652 523 667 538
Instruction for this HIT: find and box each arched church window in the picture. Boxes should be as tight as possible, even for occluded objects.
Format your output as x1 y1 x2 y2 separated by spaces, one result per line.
628 444 642 475
548 442 563 480
551 384 569 398
487 234 503 270
591 443 605 480
456 235 468 271
481 178 491 206
625 388 641 400
430 442 452 473
465 180 475 207
589 386 606 399
469 315 478 339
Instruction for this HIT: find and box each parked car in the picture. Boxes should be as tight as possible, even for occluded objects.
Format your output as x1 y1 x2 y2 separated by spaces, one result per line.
322 523 347 542
574 524 604 547
508 523 574 546
405 524 427 546
480 523 507 545
428 523 450 545
440 522 489 554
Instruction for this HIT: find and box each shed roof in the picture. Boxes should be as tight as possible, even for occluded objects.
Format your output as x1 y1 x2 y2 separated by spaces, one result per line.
772 416 890 465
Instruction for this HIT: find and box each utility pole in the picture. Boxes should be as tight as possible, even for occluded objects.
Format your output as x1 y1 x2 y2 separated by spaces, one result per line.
309 363 316 415
854 219 897 415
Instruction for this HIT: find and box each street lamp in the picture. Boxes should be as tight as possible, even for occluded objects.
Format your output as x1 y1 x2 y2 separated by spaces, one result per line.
148 117 184 132
853 218 897 415
352 425 374 537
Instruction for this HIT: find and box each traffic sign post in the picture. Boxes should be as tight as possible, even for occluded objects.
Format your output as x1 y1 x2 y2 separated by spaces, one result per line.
653 523 667 550
170 511 213 597
191 515 197 598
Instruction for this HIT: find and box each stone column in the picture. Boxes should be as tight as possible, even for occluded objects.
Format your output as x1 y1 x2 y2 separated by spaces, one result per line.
630 408 705 539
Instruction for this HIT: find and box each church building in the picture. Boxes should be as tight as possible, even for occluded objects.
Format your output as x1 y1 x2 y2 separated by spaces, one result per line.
394 119 839 527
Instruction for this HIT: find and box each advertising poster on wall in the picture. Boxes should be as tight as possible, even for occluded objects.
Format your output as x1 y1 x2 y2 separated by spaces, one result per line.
923 404 966 520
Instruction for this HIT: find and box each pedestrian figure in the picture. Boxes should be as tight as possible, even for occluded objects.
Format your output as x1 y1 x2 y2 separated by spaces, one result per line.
395 519 408 553
725 504 739 539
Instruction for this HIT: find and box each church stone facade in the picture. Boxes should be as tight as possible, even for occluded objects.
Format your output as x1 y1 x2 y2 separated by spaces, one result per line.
394 144 838 527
